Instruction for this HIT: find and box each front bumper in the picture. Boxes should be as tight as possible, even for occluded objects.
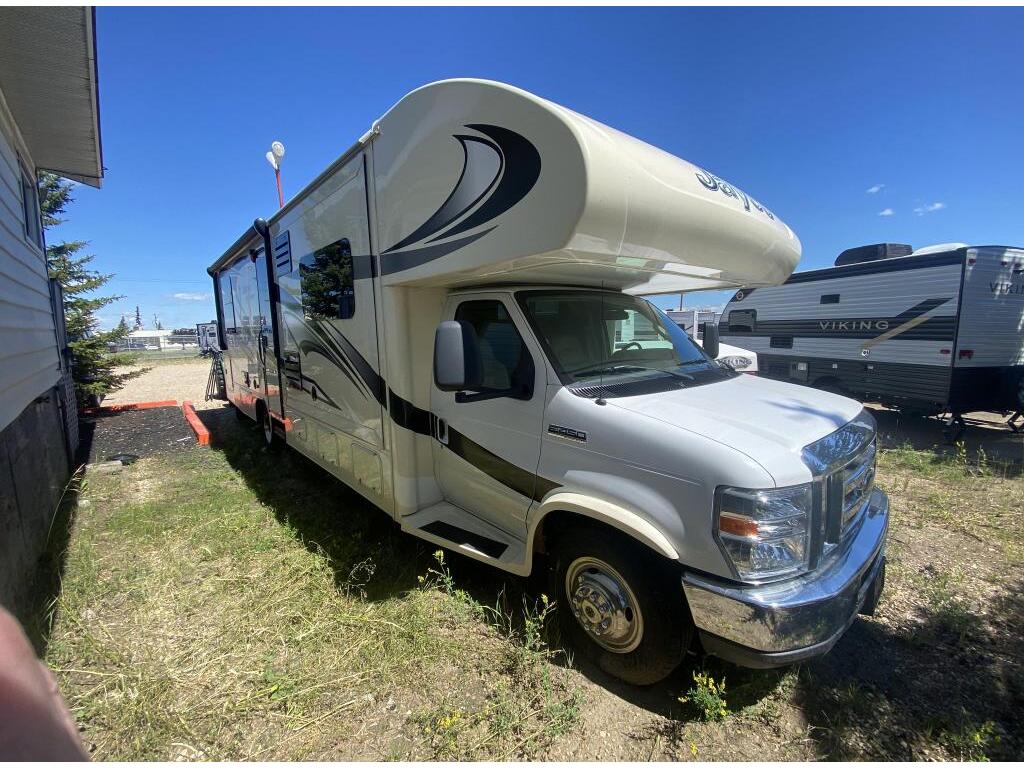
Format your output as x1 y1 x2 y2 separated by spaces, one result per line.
682 487 889 668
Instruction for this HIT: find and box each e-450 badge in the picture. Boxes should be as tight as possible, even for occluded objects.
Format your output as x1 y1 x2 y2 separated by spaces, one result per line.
547 424 587 442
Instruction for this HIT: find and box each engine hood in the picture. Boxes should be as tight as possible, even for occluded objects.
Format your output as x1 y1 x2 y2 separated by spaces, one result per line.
607 374 865 486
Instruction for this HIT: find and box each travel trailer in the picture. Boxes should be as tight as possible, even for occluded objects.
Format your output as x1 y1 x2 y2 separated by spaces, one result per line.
666 309 759 374
209 80 887 684
719 242 1024 439
197 321 219 355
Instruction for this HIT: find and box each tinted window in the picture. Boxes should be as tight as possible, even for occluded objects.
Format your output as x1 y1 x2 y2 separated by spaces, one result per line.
820 294 840 304
727 309 756 332
454 300 533 395
300 238 354 320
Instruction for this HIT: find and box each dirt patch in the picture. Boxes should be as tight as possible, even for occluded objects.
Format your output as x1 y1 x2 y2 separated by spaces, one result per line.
77 407 196 464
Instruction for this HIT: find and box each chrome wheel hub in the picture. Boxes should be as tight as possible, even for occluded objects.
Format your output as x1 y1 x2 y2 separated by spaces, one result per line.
565 557 643 653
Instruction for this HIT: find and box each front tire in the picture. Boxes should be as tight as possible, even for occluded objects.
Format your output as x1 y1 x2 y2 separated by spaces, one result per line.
552 524 691 685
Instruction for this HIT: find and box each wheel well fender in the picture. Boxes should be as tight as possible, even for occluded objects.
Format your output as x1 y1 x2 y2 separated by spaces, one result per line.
527 493 679 572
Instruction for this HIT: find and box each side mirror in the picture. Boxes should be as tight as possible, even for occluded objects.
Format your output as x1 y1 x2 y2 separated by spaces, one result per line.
433 320 482 392
701 323 720 360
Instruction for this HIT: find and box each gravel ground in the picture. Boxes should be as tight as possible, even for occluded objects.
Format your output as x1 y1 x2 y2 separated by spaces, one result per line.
104 360 225 411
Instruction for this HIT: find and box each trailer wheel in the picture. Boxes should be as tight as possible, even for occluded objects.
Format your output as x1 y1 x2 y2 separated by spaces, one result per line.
551 524 690 686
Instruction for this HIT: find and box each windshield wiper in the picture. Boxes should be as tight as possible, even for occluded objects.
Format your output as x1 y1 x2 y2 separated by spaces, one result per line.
570 364 647 378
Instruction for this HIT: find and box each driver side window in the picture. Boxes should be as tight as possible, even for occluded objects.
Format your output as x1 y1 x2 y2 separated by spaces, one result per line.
454 300 534 398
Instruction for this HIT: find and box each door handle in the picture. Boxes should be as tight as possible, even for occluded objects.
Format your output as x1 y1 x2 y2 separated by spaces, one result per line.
435 417 449 445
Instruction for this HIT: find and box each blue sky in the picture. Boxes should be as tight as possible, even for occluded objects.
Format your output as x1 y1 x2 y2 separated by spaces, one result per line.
54 6 1024 329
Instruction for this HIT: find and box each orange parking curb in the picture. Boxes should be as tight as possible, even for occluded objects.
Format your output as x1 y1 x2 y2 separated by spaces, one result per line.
181 401 211 446
82 399 178 415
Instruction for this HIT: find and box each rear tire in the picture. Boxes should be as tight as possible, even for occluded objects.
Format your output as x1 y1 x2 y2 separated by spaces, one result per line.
259 405 283 450
551 524 690 686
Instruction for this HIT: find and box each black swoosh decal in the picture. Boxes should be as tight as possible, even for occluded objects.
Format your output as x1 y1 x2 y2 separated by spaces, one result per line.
380 228 496 276
383 135 503 253
381 124 541 274
429 124 541 242
386 388 558 503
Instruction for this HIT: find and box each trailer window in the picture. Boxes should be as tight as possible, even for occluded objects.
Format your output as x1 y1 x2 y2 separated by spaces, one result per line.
299 238 355 320
454 300 533 396
20 160 42 249
726 309 756 333
820 294 840 304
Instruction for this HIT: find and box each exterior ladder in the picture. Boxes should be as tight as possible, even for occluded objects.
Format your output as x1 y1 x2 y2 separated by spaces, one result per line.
205 352 227 401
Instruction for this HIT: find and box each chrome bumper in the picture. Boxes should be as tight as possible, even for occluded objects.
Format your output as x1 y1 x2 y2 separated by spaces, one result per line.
682 487 888 668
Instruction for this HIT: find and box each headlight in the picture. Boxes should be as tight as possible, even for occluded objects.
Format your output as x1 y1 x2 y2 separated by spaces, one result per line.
719 355 752 370
715 484 812 582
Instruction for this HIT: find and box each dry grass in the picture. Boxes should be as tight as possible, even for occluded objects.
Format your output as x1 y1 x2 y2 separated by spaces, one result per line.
39 418 1024 760
43 428 580 760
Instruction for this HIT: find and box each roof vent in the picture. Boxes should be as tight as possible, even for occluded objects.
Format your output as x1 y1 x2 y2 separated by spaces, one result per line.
835 243 913 267
911 242 969 256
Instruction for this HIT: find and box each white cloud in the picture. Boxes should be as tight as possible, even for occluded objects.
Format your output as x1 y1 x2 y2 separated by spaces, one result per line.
878 208 894 217
866 184 885 194
913 202 946 215
173 292 212 301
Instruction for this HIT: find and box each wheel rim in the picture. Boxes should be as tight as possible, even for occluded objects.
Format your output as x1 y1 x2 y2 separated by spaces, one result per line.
262 413 273 444
564 557 643 653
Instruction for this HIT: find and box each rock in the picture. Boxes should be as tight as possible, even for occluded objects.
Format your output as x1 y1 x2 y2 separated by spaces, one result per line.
88 460 124 475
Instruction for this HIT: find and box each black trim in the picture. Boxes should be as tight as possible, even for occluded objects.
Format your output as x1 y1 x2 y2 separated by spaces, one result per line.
782 249 965 285
212 272 227 350
421 521 508 559
255 218 286 417
725 297 956 341
388 389 432 434
380 228 495 276
757 354 953 409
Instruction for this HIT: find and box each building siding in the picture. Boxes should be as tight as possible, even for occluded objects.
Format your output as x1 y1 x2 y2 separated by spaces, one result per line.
0 85 59 432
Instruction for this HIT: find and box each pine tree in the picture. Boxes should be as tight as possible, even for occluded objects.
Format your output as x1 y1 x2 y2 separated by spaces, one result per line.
39 172 143 407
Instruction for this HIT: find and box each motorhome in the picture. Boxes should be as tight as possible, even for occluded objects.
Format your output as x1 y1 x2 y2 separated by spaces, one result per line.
719 242 1024 439
209 79 887 684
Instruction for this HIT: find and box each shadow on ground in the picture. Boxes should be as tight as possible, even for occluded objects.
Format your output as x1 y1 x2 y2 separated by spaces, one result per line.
195 404 1023 759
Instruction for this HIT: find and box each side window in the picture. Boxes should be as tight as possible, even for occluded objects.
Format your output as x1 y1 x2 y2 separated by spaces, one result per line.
300 238 354 320
820 294 840 304
21 162 42 249
455 300 534 397
727 309 756 333
221 276 237 333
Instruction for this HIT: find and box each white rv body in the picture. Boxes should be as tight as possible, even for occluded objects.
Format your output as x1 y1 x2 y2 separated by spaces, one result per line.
719 245 1024 416
210 80 887 679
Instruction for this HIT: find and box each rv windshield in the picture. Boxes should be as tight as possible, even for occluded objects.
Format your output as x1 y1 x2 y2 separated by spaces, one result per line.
518 290 714 386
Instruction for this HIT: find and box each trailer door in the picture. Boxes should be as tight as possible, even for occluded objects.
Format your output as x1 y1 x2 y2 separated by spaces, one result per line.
253 247 282 417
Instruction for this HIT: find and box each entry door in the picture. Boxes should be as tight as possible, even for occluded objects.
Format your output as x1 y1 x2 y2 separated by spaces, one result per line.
253 248 282 416
429 294 547 536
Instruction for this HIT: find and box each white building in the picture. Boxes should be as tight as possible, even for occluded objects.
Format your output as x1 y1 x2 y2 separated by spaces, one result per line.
0 7 103 616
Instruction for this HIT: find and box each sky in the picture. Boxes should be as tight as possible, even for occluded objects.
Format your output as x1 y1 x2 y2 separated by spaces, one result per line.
53 6 1024 329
